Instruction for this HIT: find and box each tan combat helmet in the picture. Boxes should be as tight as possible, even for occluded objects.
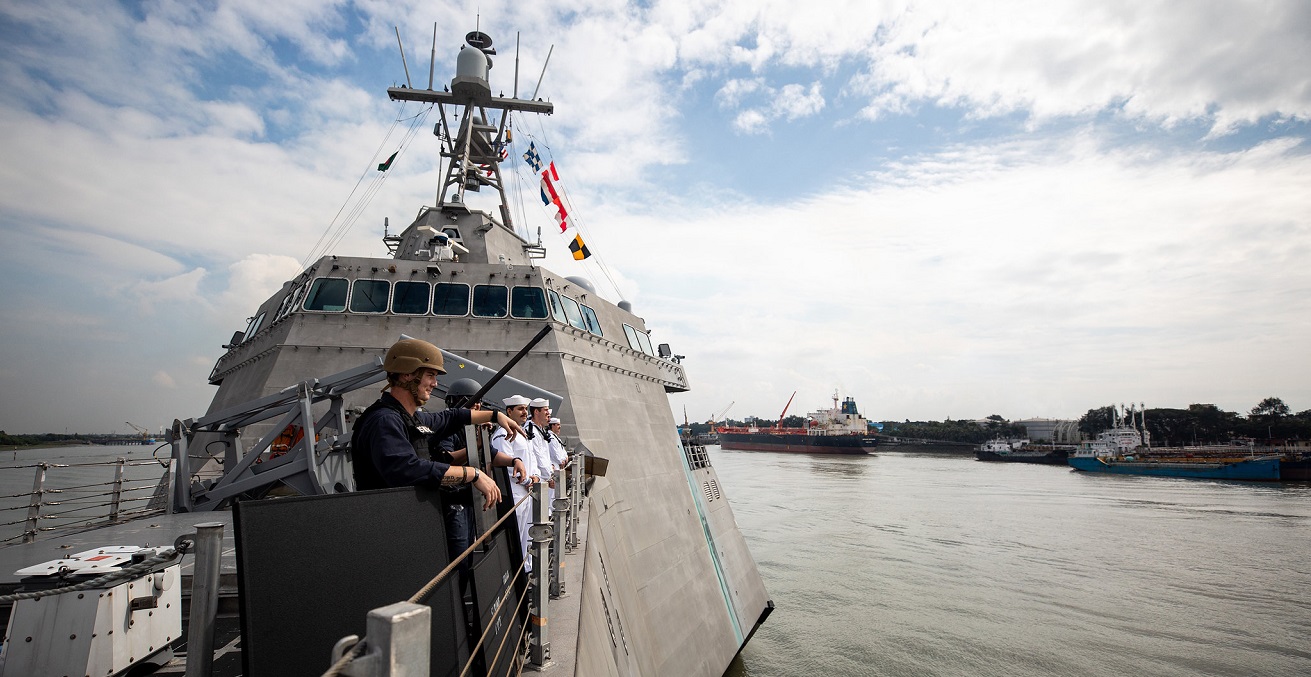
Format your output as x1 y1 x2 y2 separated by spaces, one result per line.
383 339 446 375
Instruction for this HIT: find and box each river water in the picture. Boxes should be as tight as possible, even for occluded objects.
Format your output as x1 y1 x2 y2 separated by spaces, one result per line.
717 448 1311 677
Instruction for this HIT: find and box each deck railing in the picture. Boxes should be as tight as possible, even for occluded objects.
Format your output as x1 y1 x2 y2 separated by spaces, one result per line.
0 458 170 545
321 454 582 677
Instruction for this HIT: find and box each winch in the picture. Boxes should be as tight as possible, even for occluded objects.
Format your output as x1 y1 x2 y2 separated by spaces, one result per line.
0 545 181 677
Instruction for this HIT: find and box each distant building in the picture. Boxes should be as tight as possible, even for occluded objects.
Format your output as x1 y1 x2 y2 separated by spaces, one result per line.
1017 418 1081 444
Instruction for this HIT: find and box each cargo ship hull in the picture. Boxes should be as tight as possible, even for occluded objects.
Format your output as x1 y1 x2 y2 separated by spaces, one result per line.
719 432 877 454
1068 456 1281 480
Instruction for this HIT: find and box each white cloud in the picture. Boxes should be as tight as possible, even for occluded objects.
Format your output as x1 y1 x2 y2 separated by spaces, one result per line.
1 0 1309 433
602 131 1311 421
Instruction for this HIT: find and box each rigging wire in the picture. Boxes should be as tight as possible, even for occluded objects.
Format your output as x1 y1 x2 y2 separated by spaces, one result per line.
318 104 433 261
299 102 431 269
300 101 408 269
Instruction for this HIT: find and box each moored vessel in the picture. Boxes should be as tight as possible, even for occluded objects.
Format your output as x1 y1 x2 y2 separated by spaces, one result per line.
975 439 1071 464
1068 454 1282 480
1068 404 1280 481
718 392 878 454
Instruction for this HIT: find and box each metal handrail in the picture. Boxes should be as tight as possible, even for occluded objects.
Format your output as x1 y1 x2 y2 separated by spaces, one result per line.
323 449 582 677
1 457 170 545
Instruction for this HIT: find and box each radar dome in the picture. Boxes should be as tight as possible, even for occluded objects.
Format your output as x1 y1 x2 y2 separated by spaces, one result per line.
565 276 596 294
455 46 490 83
617 300 632 312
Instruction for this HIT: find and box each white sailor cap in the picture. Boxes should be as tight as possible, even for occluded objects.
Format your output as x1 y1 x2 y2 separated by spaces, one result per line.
503 394 531 407
529 398 550 409
549 417 561 425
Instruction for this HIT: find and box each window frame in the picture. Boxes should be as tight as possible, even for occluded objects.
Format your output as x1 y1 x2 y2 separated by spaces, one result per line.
303 277 350 313
472 284 509 318
243 311 267 342
558 294 588 330
349 279 391 314
391 280 432 315
546 289 568 323
510 286 549 319
580 303 603 336
432 282 471 317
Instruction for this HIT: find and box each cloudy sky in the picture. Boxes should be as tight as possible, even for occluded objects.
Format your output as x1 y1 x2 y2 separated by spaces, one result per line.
1 1 1308 434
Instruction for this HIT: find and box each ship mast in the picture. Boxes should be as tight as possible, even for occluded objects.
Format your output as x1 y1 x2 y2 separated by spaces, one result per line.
387 30 553 228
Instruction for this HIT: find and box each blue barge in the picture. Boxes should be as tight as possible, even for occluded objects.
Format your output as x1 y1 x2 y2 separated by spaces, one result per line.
1068 455 1282 480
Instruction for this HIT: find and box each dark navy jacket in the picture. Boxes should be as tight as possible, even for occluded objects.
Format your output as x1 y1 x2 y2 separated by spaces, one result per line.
351 392 472 490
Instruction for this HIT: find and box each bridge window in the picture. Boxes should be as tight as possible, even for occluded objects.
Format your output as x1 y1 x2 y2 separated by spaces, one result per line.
349 280 390 313
635 329 655 356
623 323 655 356
559 294 587 330
275 281 306 322
511 286 548 319
547 290 567 323
243 312 267 342
472 284 508 318
304 278 348 312
433 283 470 316
392 281 430 315
580 304 603 336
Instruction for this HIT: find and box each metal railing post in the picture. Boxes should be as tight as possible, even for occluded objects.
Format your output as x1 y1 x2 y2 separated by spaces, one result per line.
109 456 125 522
569 459 581 549
550 468 566 599
527 480 551 669
22 463 46 543
330 602 432 677
561 464 573 553
186 522 225 677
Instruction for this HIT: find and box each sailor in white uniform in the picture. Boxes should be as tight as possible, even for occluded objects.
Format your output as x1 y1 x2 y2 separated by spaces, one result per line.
526 398 558 512
547 416 569 470
492 394 539 571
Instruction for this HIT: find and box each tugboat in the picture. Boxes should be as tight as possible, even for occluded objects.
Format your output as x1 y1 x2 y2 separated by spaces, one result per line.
975 439 1071 464
718 391 879 454
0 26 772 677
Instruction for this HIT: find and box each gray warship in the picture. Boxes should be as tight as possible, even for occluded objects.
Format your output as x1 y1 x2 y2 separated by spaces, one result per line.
201 24 775 674
0 25 770 677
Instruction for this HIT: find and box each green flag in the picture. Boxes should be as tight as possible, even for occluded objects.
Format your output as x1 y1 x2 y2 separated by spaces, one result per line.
378 151 398 172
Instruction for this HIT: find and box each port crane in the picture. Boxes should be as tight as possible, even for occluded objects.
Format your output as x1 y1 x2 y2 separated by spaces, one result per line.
125 421 156 442
707 401 734 426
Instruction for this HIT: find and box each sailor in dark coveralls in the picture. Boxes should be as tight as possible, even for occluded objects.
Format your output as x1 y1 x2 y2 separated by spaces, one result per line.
351 339 524 511
430 377 529 566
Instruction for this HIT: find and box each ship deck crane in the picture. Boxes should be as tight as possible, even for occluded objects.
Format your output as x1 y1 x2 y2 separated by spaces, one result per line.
774 391 797 429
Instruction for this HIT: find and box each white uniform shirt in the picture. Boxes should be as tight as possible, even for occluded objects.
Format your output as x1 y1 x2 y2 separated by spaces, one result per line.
525 423 555 478
492 427 537 485
548 434 567 467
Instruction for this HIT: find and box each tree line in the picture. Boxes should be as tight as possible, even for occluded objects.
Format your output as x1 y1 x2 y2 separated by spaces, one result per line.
685 397 1309 446
0 431 97 448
